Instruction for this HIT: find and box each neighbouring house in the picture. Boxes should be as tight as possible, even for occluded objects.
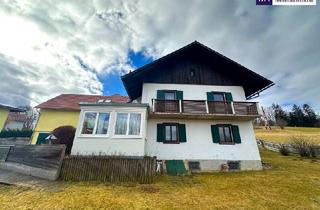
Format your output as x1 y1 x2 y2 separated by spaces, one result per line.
4 112 28 130
0 104 25 131
31 94 129 144
70 41 274 172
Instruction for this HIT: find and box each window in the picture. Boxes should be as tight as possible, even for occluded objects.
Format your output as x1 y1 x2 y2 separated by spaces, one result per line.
115 113 128 135
218 125 233 144
164 91 176 100
114 112 142 136
81 112 97 134
129 113 141 135
164 124 179 143
81 112 110 136
212 92 225 102
96 113 110 134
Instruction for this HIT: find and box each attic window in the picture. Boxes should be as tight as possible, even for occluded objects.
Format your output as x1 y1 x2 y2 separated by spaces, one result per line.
190 69 195 77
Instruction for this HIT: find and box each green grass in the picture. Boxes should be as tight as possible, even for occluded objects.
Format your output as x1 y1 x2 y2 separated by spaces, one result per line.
255 126 320 144
0 149 320 209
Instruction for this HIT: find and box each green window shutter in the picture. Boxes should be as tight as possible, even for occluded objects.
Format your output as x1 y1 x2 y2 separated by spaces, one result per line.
178 124 187 143
225 92 233 102
176 91 183 100
157 124 164 142
206 92 214 101
232 125 241 144
157 90 165 100
211 125 220 143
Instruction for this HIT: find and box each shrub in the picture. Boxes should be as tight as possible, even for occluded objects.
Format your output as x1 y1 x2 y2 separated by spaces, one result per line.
51 125 76 155
289 135 315 157
279 144 290 156
309 145 318 158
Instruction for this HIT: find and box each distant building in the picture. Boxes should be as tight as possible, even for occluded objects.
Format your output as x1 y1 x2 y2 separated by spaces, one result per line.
0 104 25 131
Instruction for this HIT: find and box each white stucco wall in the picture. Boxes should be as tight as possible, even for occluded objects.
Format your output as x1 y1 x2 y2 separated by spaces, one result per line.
71 105 148 156
146 118 261 161
141 83 247 105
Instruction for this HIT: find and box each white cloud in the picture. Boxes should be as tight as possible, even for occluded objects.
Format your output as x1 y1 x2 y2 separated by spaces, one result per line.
0 0 319 109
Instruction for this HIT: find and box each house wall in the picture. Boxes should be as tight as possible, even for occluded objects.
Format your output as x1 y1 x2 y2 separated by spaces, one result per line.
141 83 246 105
146 118 262 170
141 83 262 170
31 109 80 144
0 108 10 131
71 106 148 156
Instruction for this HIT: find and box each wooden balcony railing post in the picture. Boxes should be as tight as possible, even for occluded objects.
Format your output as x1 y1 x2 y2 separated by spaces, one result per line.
152 99 155 112
205 100 209 114
179 100 182 113
231 102 235 114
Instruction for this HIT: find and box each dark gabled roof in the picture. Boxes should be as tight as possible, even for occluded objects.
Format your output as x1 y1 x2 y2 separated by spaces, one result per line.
122 41 274 100
36 94 129 111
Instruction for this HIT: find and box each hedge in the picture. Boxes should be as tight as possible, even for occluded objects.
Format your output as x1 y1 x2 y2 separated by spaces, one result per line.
0 130 33 138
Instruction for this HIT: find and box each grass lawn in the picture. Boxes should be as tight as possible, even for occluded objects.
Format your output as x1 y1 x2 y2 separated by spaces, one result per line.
0 149 319 209
255 126 320 144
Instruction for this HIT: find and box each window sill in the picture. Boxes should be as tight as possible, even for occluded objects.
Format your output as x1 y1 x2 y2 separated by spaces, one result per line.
112 135 143 139
78 134 110 138
163 141 180 144
219 142 235 145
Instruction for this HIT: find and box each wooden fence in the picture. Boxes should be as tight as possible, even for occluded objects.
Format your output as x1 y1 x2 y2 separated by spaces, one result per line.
60 156 157 184
0 144 66 180
0 137 30 145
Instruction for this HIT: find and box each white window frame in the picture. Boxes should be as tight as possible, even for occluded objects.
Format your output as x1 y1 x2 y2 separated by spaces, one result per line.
79 111 111 138
113 112 143 138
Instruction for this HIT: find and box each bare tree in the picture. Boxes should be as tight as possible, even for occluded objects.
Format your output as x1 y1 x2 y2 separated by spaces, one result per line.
21 106 39 130
261 106 275 130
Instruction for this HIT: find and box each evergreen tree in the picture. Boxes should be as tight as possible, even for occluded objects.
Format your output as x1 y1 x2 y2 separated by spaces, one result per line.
302 104 317 127
272 103 288 129
289 104 304 126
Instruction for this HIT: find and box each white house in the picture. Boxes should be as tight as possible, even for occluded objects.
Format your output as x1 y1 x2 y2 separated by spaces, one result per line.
71 41 274 172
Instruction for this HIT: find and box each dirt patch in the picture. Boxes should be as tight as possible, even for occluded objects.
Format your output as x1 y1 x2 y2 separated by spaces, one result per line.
262 161 272 170
140 185 160 193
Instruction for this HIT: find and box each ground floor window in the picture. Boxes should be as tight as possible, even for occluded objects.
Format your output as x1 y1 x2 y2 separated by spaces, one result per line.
114 112 142 136
81 112 110 135
164 123 179 143
157 123 187 143
218 125 233 144
211 124 241 144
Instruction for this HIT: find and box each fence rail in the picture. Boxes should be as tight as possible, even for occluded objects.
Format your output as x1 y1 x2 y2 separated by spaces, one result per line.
60 156 157 184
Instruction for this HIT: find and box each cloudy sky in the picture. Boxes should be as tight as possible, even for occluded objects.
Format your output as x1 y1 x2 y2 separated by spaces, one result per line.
0 0 319 111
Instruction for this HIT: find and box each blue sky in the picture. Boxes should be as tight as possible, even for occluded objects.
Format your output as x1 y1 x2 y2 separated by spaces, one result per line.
101 51 153 96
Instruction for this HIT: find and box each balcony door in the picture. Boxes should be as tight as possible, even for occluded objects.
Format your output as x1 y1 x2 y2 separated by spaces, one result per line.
164 90 178 112
207 92 233 114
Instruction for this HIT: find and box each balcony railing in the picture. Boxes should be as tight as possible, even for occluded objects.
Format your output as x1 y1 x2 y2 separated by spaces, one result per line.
152 99 259 115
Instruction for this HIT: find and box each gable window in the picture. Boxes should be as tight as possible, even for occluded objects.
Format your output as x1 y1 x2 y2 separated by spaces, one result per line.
81 112 110 136
114 112 142 136
218 125 233 144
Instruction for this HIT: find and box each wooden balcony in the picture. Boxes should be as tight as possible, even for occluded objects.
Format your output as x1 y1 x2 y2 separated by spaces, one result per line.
150 99 260 120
